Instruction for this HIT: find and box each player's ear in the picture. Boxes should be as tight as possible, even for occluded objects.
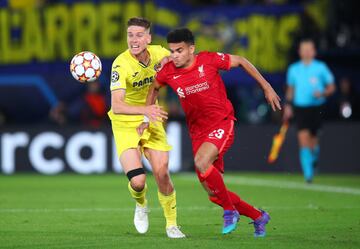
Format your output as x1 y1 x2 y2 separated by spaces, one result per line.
189 44 195 54
147 33 152 45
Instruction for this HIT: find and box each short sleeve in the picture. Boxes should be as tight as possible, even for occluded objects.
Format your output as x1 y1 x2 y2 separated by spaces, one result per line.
286 66 295 86
210 52 231 71
110 60 128 91
155 66 168 86
321 63 334 85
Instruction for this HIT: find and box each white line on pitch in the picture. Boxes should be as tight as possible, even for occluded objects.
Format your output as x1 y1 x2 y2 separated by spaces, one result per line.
179 174 360 196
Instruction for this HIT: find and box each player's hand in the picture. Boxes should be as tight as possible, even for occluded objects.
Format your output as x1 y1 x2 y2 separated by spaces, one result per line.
158 56 172 71
313 91 323 99
264 85 282 111
137 122 150 136
144 105 168 122
282 104 293 122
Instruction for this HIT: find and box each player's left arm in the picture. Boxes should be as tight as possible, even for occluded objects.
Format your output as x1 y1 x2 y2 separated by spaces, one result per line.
146 79 164 106
314 63 336 98
229 55 282 111
159 56 172 68
315 83 336 99
157 46 173 71
137 79 166 135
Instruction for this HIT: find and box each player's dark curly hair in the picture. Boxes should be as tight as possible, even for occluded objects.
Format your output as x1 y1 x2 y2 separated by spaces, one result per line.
127 17 151 30
167 28 195 45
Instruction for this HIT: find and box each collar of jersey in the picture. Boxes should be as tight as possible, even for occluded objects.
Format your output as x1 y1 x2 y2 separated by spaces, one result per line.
300 59 315 67
127 49 152 68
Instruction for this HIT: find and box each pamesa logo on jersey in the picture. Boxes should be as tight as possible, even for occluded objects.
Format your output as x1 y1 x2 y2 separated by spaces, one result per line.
132 76 154 88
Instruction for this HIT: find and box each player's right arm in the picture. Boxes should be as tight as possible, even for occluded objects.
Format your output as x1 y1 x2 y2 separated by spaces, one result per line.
110 60 167 121
145 78 164 106
111 90 167 121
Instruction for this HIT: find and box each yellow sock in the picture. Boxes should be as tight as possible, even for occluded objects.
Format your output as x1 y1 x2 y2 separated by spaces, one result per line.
158 190 177 228
128 182 148 207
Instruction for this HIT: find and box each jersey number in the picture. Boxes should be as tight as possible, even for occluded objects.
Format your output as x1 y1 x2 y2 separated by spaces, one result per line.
209 129 225 139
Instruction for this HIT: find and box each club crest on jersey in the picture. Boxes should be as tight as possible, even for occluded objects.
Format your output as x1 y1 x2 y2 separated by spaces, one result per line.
177 87 185 98
198 64 205 78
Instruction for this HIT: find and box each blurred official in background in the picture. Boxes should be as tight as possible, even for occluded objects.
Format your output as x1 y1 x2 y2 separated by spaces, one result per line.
283 39 336 183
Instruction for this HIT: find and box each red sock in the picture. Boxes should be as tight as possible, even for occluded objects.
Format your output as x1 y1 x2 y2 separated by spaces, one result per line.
201 166 234 211
209 191 261 220
209 196 222 206
227 191 261 220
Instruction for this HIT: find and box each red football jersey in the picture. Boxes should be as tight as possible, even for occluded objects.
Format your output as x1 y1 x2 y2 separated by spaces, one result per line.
156 51 236 139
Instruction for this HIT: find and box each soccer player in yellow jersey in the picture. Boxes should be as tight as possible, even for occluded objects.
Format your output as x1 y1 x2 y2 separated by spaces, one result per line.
108 17 185 238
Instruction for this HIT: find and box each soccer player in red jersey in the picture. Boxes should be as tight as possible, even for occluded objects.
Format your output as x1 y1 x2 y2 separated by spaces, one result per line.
138 28 282 236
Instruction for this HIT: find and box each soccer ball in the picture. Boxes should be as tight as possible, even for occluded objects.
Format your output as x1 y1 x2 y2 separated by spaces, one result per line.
70 51 102 83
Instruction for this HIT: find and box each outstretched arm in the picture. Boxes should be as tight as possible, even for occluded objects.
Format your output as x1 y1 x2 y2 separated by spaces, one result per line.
112 88 167 122
112 89 146 115
137 79 166 135
229 55 282 111
145 78 164 106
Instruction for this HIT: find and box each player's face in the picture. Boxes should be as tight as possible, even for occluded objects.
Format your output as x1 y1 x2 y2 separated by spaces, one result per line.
168 42 195 68
299 41 316 61
127 25 151 56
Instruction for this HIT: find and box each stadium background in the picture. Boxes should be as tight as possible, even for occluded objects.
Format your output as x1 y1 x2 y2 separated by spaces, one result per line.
0 0 359 175
1 1 359 249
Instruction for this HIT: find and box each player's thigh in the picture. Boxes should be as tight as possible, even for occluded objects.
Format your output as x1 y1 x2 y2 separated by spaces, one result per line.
309 106 323 137
144 148 169 173
194 120 234 173
120 148 143 172
194 142 219 173
111 120 143 157
142 124 171 174
142 123 172 151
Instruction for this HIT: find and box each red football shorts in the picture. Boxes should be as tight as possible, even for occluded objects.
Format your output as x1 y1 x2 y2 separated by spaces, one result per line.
191 119 235 182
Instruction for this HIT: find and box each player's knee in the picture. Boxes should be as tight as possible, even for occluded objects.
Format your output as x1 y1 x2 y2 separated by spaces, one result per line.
127 168 146 191
194 154 210 173
153 167 170 183
130 176 146 191
207 190 216 197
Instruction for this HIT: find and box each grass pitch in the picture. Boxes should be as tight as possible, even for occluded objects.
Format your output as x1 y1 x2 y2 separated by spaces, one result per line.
0 173 359 249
